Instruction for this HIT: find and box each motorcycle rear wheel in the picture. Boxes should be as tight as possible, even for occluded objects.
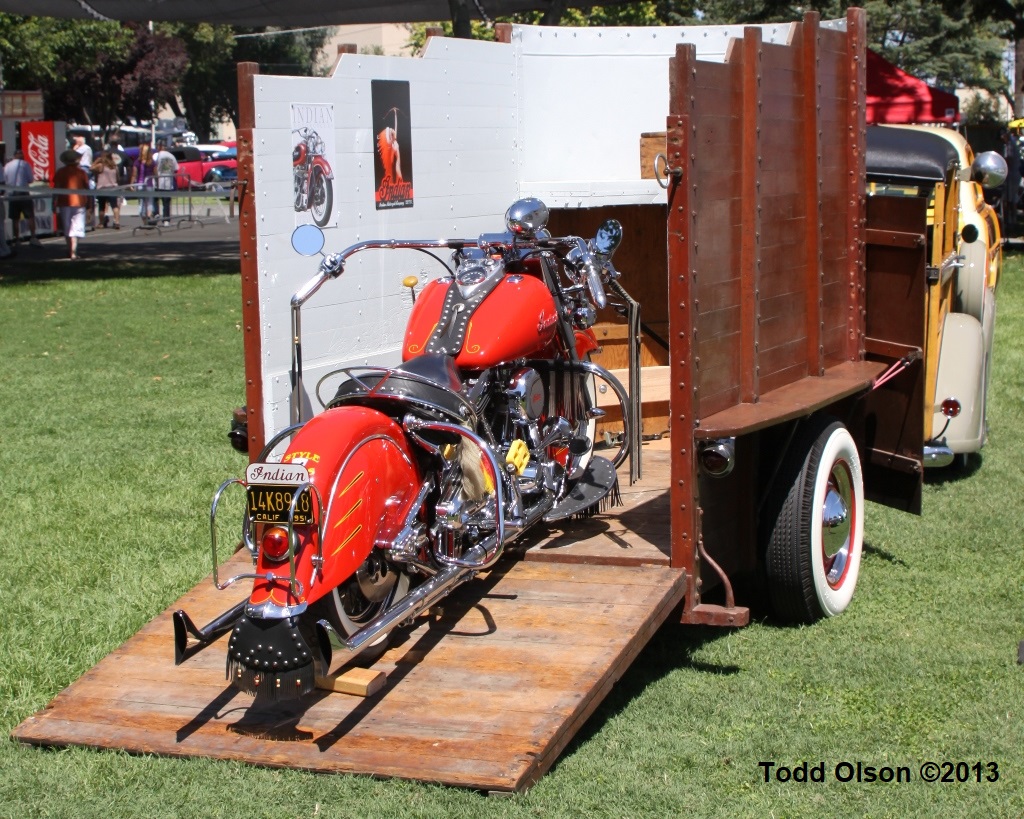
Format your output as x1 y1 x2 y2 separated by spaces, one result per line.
318 556 411 664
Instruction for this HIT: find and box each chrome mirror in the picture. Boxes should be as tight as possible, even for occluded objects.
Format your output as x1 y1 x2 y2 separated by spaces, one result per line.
591 219 623 259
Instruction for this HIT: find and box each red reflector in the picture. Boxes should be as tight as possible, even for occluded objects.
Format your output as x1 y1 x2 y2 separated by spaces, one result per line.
261 526 290 562
941 398 961 418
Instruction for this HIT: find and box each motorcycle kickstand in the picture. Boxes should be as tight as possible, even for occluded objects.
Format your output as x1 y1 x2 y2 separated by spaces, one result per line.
173 599 248 665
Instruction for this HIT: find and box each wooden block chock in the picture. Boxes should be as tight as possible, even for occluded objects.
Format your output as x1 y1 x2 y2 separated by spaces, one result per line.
315 667 386 697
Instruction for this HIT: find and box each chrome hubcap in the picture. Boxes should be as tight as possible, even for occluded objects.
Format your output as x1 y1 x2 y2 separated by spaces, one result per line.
821 460 853 588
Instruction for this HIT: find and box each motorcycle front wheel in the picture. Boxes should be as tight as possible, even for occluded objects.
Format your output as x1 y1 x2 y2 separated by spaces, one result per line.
310 167 333 227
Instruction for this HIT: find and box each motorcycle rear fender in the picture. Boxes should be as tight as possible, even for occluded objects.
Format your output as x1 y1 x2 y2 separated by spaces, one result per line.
248 406 420 609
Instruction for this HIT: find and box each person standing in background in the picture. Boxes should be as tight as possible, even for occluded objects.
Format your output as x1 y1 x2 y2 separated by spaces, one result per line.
131 143 156 224
3 149 42 247
52 149 90 260
151 140 178 227
72 134 94 173
1000 128 1021 232
91 151 121 229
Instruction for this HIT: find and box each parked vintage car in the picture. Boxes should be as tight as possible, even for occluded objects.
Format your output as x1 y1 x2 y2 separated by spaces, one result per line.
866 124 1005 468
169 145 237 189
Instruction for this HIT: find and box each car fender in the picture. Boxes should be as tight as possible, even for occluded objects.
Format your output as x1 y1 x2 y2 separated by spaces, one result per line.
932 312 986 453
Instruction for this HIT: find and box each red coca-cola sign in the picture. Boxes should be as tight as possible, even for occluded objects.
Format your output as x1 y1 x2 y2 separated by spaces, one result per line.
22 121 58 183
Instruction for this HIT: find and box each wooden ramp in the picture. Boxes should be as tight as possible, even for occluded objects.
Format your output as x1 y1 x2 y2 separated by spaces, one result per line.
13 449 682 792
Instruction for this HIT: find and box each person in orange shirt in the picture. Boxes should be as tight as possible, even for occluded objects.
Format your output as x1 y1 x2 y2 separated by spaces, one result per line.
52 149 90 260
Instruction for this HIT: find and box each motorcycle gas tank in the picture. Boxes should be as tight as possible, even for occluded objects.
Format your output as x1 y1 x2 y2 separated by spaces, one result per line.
403 274 559 369
248 406 420 609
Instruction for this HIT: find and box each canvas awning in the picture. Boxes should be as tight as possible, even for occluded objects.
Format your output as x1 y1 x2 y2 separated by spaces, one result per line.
0 0 566 26
867 49 959 125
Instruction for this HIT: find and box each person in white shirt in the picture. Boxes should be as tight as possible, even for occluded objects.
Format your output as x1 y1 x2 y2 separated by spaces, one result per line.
151 140 179 226
3 149 41 247
72 135 94 174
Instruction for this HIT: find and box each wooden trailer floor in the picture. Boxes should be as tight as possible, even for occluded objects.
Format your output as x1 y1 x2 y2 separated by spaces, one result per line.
12 448 681 793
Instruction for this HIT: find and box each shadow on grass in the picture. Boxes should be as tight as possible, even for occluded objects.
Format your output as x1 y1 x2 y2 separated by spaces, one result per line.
0 255 239 286
862 539 909 567
923 451 982 485
555 615 741 763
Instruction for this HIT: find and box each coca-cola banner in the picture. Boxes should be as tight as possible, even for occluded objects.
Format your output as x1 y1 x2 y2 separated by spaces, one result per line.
371 80 414 210
20 120 63 236
22 121 59 182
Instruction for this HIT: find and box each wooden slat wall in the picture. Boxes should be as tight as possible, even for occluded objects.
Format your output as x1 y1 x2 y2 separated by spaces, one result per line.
668 9 865 571
237 62 263 461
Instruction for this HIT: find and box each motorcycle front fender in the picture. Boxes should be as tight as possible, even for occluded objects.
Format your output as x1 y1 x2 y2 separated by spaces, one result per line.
248 406 421 610
575 328 599 358
312 156 334 181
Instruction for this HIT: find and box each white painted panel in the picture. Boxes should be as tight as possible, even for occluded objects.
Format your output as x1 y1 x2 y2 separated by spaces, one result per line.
512 22 802 204
252 39 519 440
251 21 846 442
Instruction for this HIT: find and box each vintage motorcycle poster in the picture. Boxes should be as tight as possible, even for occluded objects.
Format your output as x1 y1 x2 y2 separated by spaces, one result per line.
371 80 414 210
290 103 337 228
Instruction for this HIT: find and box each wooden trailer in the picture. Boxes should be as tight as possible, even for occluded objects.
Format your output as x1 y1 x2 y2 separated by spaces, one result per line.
14 8 929 791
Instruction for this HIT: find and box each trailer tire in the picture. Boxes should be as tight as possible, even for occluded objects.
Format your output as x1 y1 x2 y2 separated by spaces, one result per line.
765 416 864 623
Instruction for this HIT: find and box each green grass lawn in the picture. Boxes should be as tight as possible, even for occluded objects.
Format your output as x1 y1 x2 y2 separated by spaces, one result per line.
0 253 1021 817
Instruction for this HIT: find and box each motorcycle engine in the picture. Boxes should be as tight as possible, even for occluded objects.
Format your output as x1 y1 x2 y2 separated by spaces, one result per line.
507 367 545 420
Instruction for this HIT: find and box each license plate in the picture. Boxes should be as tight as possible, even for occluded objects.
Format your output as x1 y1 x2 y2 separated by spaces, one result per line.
246 485 314 525
245 463 313 525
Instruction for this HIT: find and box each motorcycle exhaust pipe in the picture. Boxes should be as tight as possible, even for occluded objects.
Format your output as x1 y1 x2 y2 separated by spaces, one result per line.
315 541 490 677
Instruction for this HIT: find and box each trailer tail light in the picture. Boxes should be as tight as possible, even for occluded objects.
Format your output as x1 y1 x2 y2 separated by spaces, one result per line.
261 526 291 563
698 438 735 478
940 398 962 418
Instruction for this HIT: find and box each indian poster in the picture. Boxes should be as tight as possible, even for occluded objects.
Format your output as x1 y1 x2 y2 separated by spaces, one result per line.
371 80 414 210
290 103 337 228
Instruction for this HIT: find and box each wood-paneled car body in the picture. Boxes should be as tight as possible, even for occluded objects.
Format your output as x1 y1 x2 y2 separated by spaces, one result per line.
866 125 1005 467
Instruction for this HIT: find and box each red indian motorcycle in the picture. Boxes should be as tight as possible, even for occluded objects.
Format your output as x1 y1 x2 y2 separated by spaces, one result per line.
173 199 641 700
292 126 334 227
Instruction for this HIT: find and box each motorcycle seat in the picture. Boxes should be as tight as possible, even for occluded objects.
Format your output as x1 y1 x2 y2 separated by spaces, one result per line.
396 353 463 391
328 354 472 423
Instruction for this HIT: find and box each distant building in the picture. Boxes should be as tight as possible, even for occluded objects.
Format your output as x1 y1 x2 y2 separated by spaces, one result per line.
318 24 416 73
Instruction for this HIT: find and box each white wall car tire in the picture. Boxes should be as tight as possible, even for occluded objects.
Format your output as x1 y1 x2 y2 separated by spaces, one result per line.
765 417 864 623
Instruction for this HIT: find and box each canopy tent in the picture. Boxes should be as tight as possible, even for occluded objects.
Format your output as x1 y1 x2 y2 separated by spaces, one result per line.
0 0 564 26
867 48 959 125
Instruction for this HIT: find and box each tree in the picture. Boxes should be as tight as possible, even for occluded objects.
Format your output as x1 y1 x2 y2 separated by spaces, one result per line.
729 1 1010 102
159 23 236 141
161 24 331 139
0 16 186 135
976 1 1024 112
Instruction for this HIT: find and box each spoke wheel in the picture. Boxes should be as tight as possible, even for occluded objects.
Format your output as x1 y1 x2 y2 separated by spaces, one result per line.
764 416 864 623
310 168 333 227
